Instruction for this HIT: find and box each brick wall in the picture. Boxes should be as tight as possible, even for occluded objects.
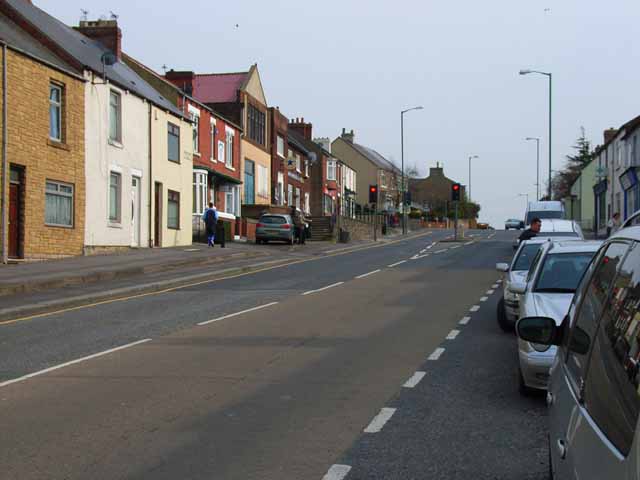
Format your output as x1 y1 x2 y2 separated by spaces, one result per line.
1 49 85 259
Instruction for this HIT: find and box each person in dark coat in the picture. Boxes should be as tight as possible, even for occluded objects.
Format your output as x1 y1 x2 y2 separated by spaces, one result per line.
518 217 541 242
202 203 218 247
215 218 226 248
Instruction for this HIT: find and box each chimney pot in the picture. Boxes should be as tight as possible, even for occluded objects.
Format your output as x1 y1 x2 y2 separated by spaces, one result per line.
75 19 122 61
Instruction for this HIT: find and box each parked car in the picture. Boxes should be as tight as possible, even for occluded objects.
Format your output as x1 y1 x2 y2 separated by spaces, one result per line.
496 238 548 331
477 222 490 230
509 240 600 394
255 214 294 244
505 218 524 230
513 219 584 250
524 200 565 226
516 226 640 479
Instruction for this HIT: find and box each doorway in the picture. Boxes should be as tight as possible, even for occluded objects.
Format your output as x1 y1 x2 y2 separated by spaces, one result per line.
8 166 22 258
154 182 162 247
131 177 141 247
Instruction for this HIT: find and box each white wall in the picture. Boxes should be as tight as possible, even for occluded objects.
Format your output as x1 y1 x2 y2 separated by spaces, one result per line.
84 75 150 248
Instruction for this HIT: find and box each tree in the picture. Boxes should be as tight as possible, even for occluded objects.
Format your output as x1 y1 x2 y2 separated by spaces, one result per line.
551 127 592 200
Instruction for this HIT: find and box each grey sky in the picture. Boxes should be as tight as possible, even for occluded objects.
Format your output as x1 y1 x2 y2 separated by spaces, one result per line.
39 0 640 227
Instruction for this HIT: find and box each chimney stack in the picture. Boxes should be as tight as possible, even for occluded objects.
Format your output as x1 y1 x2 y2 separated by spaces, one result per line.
164 70 195 95
289 117 313 140
604 128 618 144
75 19 122 61
341 128 354 144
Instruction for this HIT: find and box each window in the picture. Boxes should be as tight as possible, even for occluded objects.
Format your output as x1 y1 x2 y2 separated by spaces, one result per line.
210 122 216 161
566 243 629 388
288 184 293 206
109 90 121 142
295 187 301 209
218 140 225 163
224 187 238 216
109 172 121 222
247 104 265 145
295 154 301 173
380 171 386 188
168 122 180 162
327 159 337 181
304 192 310 214
244 159 255 204
534 252 596 294
584 245 640 456
45 180 73 226
277 135 285 158
257 164 269 198
191 113 199 153
226 131 234 168
513 243 542 271
305 159 309 177
276 172 284 206
49 84 62 141
192 172 207 215
525 248 545 284
167 190 180 229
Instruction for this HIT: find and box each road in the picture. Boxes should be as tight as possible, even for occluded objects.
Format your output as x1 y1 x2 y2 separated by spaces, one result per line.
0 230 548 480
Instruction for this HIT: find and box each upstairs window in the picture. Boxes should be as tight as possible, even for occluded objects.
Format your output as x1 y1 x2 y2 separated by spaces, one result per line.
247 104 265 146
109 90 122 143
210 122 216 161
49 83 63 141
168 122 180 163
327 159 337 181
191 113 199 153
277 135 285 157
295 154 301 173
226 130 234 168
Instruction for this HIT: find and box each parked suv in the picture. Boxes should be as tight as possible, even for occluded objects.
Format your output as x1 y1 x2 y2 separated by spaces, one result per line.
517 226 640 479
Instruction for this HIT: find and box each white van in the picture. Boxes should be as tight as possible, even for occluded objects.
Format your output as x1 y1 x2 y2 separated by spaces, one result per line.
524 201 565 226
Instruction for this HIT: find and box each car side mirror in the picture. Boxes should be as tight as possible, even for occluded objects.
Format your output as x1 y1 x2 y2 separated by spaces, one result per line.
569 326 591 355
496 263 509 272
509 281 527 294
516 317 559 346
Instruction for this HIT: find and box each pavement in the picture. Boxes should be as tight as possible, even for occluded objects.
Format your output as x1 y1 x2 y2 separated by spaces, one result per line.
0 229 548 480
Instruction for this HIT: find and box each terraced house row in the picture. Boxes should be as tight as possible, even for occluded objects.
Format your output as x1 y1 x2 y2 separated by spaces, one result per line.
0 0 401 260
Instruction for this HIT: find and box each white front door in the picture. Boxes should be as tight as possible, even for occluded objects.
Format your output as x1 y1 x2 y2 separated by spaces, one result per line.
131 177 141 247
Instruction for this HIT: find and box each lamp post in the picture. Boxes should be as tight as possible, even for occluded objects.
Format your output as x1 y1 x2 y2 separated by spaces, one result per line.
526 137 540 200
401 105 423 235
468 155 479 202
519 69 552 199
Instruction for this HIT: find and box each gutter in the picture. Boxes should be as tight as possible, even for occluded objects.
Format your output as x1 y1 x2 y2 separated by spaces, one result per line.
1 43 7 264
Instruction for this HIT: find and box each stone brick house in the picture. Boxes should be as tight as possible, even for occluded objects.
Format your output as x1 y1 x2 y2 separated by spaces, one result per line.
409 163 467 211
0 10 85 260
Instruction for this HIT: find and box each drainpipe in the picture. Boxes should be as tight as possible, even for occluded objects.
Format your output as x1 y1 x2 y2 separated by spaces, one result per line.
148 102 153 247
1 43 8 264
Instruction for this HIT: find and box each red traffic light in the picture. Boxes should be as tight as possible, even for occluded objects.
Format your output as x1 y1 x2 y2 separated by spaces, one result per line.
452 184 460 191
370 186 377 193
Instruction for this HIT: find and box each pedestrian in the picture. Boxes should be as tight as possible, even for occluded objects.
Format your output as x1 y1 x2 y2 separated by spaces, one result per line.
299 210 312 245
607 212 621 238
202 203 218 247
215 218 226 248
518 217 542 243
291 206 303 244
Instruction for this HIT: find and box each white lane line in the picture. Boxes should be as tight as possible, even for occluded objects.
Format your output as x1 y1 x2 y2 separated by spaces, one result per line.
459 316 471 325
450 245 461 250
322 464 352 480
470 305 480 312
434 249 448 254
446 329 460 340
364 407 397 433
492 284 499 289
410 253 430 260
480 296 488 302
486 289 495 295
497 279 503 284
356 269 381 279
428 347 445 360
0 338 152 389
198 302 279 325
388 260 407 268
403 371 427 388
465 241 474 246
426 243 436 249
302 282 344 296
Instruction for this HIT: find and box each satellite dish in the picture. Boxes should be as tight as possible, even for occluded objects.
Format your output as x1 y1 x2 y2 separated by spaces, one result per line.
101 52 117 66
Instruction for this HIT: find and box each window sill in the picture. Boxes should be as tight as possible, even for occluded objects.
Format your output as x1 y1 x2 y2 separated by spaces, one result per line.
225 165 236 171
108 221 123 229
193 152 202 158
48 139 70 151
211 158 217 163
168 227 180 231
108 138 124 149
45 222 74 229
168 158 181 164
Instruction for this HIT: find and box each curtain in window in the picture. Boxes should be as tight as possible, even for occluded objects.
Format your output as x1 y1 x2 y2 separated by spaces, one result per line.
45 190 72 225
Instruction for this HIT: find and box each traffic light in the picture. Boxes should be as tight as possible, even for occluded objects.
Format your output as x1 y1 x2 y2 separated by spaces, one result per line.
451 183 461 202
369 184 378 204
404 191 412 206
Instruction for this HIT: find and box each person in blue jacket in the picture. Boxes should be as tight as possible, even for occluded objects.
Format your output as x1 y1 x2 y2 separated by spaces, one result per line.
202 203 218 247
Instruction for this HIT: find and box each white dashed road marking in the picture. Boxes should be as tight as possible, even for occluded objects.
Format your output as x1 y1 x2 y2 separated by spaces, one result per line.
480 296 488 302
356 269 381 279
388 260 407 267
470 305 480 312
0 338 152 388
403 371 427 388
322 464 352 480
302 282 344 296
428 347 445 360
411 253 430 260
497 279 503 284
459 316 471 325
434 249 448 254
199 302 279 325
446 329 460 340
364 407 397 433
465 241 474 246
487 289 494 295
492 284 500 289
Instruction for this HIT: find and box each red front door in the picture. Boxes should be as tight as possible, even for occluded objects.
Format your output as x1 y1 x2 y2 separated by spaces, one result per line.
9 182 20 258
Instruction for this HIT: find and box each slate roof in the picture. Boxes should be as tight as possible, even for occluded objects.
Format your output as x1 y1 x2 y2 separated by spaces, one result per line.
0 11 81 76
287 130 312 156
4 0 184 118
193 72 248 104
350 142 400 173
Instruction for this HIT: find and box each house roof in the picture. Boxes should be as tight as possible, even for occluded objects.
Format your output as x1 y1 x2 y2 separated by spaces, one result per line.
621 114 640 140
193 72 249 104
350 142 400 173
288 129 332 160
3 0 185 119
0 11 81 77
287 131 311 156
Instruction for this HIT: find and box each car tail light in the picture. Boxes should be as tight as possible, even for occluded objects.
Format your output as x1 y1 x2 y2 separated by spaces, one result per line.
281 224 291 229
256 223 265 228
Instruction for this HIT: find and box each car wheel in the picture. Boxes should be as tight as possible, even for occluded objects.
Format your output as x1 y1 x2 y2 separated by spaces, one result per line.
496 297 513 332
518 366 535 397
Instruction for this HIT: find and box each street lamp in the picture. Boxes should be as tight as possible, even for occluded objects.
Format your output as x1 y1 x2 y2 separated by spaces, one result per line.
526 137 540 200
468 155 479 202
401 105 423 235
519 69 552 198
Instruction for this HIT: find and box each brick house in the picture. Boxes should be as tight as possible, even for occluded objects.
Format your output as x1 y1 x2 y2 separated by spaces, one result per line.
331 129 400 212
124 65 243 241
409 163 467 212
0 10 85 260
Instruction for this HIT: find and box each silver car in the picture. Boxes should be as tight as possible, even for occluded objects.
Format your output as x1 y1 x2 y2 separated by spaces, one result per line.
517 227 640 478
255 214 295 244
513 218 584 250
510 241 600 395
496 238 548 331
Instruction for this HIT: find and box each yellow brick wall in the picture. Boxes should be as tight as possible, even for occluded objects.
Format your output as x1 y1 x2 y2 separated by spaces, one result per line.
0 48 85 259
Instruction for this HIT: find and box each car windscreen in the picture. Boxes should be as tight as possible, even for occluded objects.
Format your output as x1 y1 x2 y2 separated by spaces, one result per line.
513 243 543 271
526 210 564 223
260 216 286 225
534 252 596 293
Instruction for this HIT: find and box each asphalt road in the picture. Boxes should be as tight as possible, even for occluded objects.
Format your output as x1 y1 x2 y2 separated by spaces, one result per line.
0 229 548 480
